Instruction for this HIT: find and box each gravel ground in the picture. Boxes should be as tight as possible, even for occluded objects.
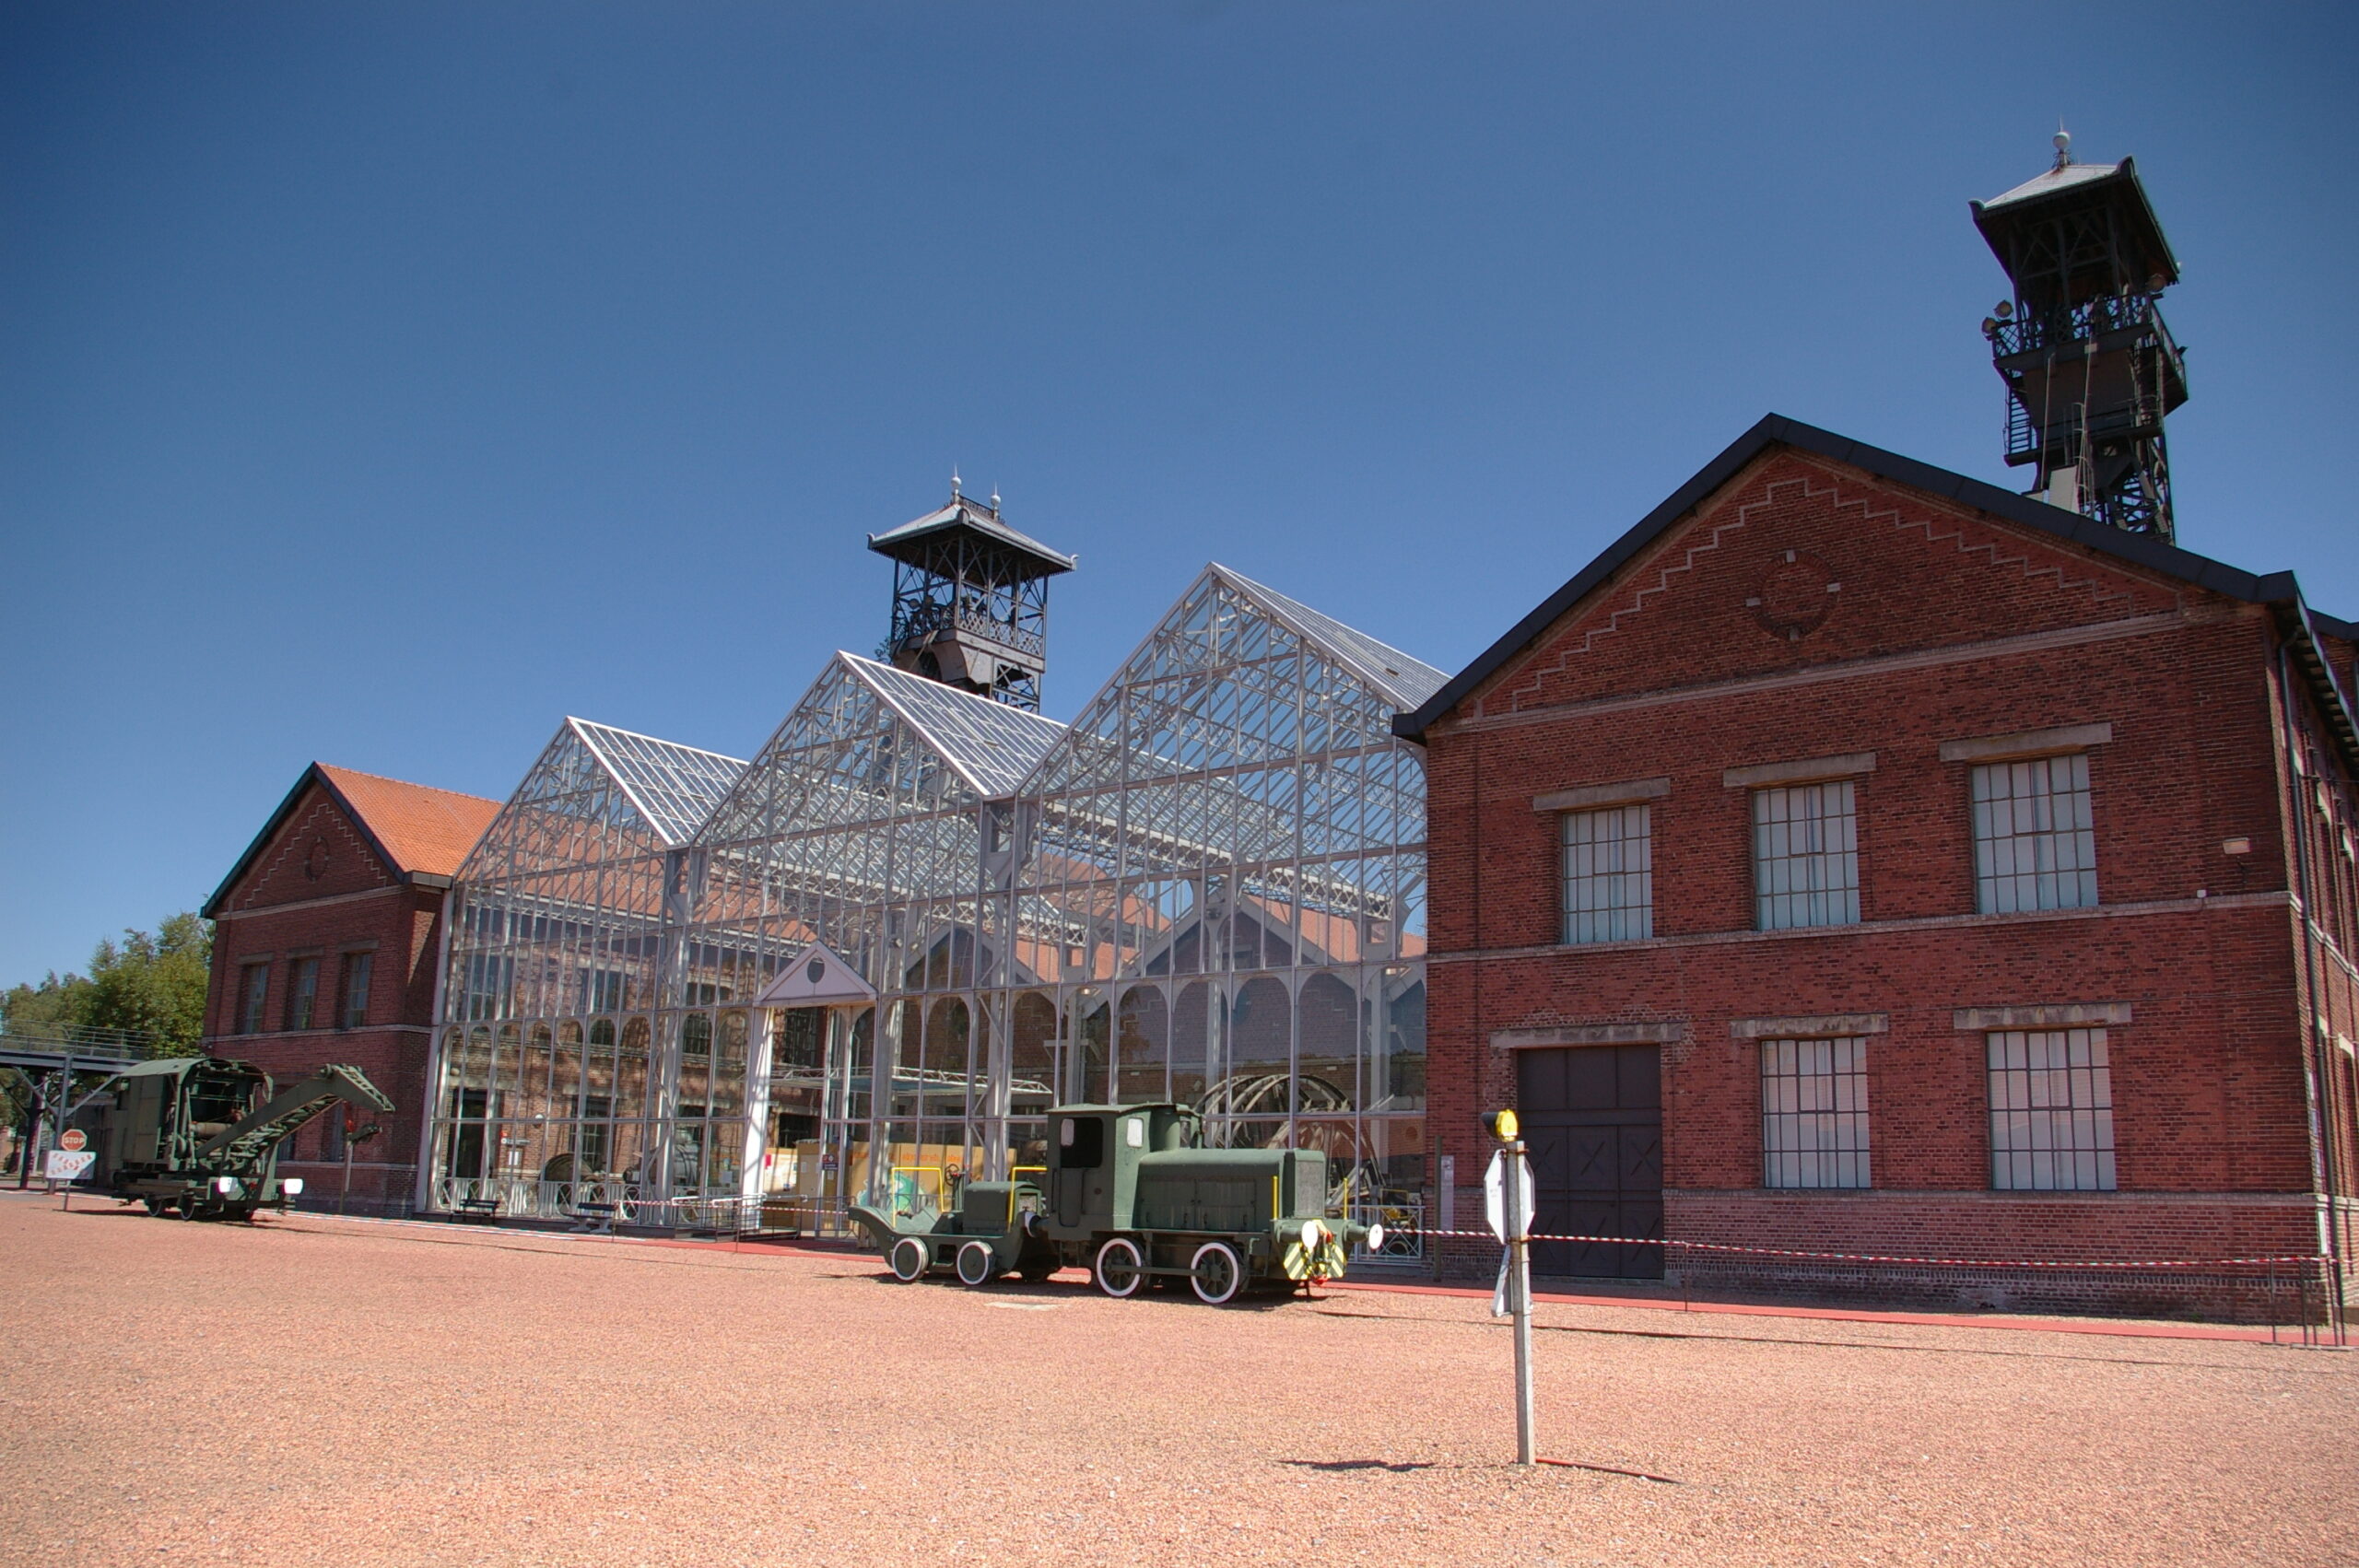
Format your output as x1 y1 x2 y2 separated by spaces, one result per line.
1 1194 2352 1568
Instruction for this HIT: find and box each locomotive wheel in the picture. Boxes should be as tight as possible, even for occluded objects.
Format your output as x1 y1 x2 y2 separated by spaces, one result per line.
956 1241 997 1287
142 1198 170 1218
1094 1236 1145 1298
887 1236 931 1281
1189 1241 1244 1305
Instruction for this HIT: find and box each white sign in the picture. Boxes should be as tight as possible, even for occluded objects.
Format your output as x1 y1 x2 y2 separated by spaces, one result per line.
1483 1149 1534 1242
44 1150 95 1181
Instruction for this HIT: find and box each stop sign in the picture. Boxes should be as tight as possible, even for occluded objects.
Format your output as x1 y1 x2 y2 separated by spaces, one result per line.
58 1129 87 1153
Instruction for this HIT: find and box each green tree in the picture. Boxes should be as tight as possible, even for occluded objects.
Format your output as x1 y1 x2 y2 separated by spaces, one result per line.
2 913 213 1058
1 971 93 1032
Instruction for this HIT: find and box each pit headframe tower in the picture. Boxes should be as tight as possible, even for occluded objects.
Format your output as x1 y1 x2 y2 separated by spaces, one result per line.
867 483 1076 712
1973 131 2189 542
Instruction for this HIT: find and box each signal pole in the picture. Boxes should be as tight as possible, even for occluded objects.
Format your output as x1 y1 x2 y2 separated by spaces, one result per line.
1485 1108 1536 1466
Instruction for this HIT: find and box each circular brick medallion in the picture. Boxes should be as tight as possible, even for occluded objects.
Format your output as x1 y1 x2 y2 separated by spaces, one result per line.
1753 551 1840 640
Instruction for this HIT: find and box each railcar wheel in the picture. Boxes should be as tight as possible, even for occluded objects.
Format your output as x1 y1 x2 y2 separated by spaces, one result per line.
1094 1236 1145 1298
888 1236 931 1281
142 1198 169 1218
956 1240 997 1286
1190 1241 1244 1305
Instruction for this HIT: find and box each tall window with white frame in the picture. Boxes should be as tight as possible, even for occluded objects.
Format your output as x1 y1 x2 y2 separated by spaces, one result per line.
1561 804 1653 943
339 952 372 1030
1760 1036 1872 1188
285 956 321 1031
239 963 270 1036
1988 1027 2117 1190
1752 781 1860 930
1973 755 2097 913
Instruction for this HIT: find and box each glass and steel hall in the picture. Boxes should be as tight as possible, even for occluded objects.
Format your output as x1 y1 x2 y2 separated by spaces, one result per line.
423 497 1442 1246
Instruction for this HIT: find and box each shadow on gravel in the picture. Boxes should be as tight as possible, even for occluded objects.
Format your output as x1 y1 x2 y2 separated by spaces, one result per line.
1279 1458 1434 1473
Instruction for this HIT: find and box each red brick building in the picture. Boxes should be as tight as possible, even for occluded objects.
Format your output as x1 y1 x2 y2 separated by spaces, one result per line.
200 765 500 1215
1395 415 2359 1316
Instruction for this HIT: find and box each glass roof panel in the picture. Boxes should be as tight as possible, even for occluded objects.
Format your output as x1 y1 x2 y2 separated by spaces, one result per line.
845 654 1068 799
568 719 747 847
1212 566 1449 710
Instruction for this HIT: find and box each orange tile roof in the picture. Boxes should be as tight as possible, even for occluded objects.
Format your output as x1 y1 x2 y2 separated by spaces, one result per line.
314 764 502 879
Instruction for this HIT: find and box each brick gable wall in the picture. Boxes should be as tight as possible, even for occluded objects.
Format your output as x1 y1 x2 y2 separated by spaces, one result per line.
229 785 400 911
1423 450 2354 1316
200 783 449 1215
1471 451 2182 721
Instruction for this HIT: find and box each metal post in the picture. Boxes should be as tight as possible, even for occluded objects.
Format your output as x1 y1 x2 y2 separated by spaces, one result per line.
13 1084 37 1190
1506 1138 1535 1466
340 1131 355 1217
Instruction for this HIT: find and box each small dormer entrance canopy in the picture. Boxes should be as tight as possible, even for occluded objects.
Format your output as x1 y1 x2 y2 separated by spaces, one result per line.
752 942 877 1008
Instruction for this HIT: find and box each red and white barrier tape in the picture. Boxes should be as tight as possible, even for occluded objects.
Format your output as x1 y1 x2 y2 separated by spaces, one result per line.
1406 1228 2322 1271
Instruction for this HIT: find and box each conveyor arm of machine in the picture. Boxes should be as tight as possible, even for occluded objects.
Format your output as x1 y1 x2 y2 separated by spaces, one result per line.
193 1065 396 1171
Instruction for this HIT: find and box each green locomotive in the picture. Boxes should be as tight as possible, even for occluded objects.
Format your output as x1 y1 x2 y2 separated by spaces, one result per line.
68 1055 393 1221
850 1102 1382 1304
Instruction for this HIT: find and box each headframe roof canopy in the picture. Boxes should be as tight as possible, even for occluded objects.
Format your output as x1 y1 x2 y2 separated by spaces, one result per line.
867 494 1077 581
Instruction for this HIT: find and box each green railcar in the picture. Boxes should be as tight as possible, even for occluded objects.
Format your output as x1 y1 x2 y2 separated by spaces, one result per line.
850 1103 1381 1304
68 1056 394 1221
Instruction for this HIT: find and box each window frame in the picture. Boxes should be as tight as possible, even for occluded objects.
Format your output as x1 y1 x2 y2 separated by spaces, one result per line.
1970 752 2099 914
1987 1026 2118 1191
1750 780 1861 930
285 955 322 1032
239 962 271 1036
1759 1035 1872 1189
1559 802 1654 944
338 951 373 1030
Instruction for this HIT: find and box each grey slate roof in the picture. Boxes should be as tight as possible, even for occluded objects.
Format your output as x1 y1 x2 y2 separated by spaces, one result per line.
1979 159 2123 209
1391 414 2357 768
866 496 1077 574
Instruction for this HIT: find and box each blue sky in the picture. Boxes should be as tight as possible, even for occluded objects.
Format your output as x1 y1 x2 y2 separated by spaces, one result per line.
4 3 2353 983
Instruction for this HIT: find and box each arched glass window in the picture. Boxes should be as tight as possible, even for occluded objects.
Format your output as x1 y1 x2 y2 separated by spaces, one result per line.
1170 981 1213 1109
926 996 970 1107
552 1022 584 1118
616 1018 651 1127
1116 986 1168 1105
711 1011 749 1121
1219 976 1292 1147
1296 972 1358 1110
1381 974 1426 1113
526 1023 556 1111
1065 990 1109 1104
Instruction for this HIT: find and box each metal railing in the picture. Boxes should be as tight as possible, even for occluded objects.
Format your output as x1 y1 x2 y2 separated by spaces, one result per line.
1348 1197 1426 1262
891 601 1048 661
1990 293 2179 362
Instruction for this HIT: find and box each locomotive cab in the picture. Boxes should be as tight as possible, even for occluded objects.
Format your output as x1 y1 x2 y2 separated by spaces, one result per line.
1047 1104 1198 1231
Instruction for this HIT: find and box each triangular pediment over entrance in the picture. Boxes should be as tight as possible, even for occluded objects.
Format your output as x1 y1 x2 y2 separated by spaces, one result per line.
752 942 877 1007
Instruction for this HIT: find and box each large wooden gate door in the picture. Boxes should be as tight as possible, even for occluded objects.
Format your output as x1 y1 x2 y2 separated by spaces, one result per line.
1517 1045 1663 1280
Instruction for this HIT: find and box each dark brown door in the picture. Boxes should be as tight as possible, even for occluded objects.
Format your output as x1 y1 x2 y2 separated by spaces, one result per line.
1517 1045 1663 1280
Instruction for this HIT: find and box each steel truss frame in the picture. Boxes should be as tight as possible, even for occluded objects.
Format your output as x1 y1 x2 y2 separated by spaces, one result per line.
424 565 1439 1249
